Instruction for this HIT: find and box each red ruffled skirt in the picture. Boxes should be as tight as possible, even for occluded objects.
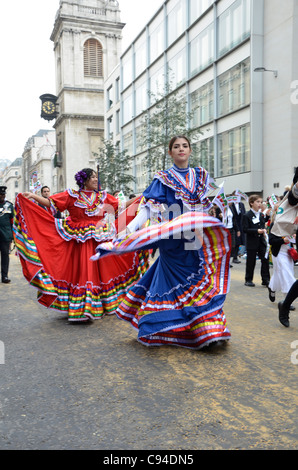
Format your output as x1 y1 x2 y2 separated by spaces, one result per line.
13 194 149 321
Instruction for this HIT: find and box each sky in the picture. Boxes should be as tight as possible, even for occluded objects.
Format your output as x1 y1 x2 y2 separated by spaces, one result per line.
0 0 163 162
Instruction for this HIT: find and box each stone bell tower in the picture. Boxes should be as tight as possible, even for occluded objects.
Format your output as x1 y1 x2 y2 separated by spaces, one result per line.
50 0 124 190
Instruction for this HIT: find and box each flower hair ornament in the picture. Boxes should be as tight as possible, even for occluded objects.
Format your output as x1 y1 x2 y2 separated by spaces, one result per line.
75 170 88 190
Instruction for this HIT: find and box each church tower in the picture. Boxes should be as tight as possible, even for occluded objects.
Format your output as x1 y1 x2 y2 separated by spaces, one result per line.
50 0 124 190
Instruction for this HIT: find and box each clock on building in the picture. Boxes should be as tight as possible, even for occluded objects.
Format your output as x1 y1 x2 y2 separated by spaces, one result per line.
39 93 58 121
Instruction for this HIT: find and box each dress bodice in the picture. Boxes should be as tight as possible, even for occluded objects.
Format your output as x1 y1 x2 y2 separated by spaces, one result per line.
49 189 119 242
141 165 211 219
49 189 118 222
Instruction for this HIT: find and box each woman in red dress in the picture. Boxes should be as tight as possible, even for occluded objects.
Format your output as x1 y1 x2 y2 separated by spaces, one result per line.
13 168 148 322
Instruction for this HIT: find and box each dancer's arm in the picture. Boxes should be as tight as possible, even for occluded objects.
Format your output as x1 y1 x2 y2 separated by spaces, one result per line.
127 206 150 232
125 196 139 208
22 192 51 207
117 206 150 238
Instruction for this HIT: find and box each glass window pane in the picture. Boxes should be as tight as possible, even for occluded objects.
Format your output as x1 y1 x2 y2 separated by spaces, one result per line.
190 24 214 76
168 49 186 88
168 0 186 45
150 21 164 63
190 0 213 23
218 0 250 57
116 110 120 134
191 136 214 175
217 59 250 117
150 67 165 100
135 40 147 77
217 124 250 177
190 80 214 126
123 130 133 155
123 95 133 124
122 54 133 90
135 124 147 154
135 81 148 116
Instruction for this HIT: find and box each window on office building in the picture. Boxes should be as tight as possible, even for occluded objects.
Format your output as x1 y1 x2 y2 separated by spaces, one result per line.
190 80 214 127
122 53 133 90
218 0 250 57
107 116 113 139
190 0 213 23
116 110 120 134
123 130 133 155
135 154 148 192
217 123 250 177
135 123 147 154
168 49 186 88
115 78 120 102
218 59 250 116
107 85 113 109
135 80 148 116
123 95 133 125
135 40 147 78
190 23 214 76
149 19 164 63
84 39 103 77
192 137 214 175
167 0 186 45
150 67 165 100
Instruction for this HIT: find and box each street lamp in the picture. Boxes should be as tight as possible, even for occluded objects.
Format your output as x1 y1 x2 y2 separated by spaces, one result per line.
254 67 278 78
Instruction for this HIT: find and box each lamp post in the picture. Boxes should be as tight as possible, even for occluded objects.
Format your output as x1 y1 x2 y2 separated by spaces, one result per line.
254 67 278 78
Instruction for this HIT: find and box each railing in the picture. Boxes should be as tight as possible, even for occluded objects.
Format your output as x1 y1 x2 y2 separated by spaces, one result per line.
77 6 106 16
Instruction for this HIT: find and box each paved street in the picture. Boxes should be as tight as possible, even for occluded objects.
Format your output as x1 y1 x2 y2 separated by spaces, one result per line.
0 251 297 450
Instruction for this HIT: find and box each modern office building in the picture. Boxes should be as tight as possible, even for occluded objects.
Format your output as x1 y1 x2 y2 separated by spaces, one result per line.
105 0 298 197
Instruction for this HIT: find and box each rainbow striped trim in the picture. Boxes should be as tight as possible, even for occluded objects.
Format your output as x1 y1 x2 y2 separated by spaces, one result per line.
54 217 116 243
93 212 227 257
33 251 148 321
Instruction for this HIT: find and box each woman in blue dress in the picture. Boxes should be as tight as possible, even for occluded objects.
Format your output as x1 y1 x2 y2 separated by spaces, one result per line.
93 136 231 349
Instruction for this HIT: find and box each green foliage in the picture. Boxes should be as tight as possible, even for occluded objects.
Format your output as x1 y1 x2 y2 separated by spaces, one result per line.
141 74 203 174
93 140 136 195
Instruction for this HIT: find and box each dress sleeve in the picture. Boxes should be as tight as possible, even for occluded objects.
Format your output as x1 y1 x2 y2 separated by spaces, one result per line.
139 178 168 222
195 167 212 211
49 191 71 214
127 206 150 232
104 193 120 217
143 178 167 204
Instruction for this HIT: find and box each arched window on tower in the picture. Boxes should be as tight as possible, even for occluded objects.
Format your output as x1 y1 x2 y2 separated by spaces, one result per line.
84 38 103 77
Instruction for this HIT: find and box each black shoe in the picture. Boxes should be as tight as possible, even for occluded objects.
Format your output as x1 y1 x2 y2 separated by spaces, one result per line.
262 281 269 287
278 301 290 327
233 259 241 264
268 287 275 302
245 281 255 287
2 277 11 284
289 305 295 311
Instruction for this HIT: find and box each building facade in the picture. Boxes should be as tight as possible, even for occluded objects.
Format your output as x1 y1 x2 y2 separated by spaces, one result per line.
50 0 124 190
105 0 298 198
22 130 56 194
2 158 22 203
